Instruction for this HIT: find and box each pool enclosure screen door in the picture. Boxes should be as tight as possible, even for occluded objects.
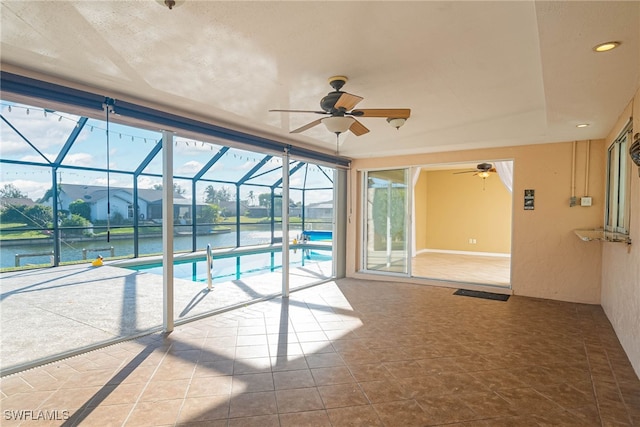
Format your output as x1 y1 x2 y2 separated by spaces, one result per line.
363 169 410 274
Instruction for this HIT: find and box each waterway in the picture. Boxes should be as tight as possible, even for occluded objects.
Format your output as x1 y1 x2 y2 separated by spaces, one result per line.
1 225 314 269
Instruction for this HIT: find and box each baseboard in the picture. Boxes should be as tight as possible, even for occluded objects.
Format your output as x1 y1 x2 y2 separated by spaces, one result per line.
416 248 511 258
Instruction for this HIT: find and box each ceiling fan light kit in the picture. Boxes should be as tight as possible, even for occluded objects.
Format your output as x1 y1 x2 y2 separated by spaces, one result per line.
387 117 406 130
270 75 411 137
322 116 355 134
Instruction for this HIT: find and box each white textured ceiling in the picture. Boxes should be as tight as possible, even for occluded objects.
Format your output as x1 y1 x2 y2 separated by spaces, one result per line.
1 1 639 159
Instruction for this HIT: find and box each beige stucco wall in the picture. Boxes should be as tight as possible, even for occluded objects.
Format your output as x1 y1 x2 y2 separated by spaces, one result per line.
349 139 605 304
601 94 640 378
421 169 512 254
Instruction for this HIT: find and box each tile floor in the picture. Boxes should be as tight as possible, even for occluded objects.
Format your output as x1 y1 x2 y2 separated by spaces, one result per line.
1 278 639 426
412 252 511 287
0 260 332 372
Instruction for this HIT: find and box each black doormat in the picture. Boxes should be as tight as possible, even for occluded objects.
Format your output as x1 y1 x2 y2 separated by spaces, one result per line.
453 289 510 301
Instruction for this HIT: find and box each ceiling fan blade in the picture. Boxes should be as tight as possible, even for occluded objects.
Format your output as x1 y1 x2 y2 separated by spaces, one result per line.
349 119 370 136
334 93 363 111
270 109 328 115
351 108 411 118
291 118 323 134
453 170 477 174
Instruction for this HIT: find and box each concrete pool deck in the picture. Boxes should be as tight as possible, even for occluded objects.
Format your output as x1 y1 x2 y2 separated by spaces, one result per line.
0 258 332 375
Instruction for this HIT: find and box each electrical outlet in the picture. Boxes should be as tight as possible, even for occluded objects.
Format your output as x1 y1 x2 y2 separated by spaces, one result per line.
468 238 477 244
581 197 592 207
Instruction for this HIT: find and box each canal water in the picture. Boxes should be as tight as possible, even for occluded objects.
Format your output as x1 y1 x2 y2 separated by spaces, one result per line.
1 227 309 269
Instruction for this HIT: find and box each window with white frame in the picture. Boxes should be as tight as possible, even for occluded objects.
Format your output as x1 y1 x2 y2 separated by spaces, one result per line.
605 122 632 234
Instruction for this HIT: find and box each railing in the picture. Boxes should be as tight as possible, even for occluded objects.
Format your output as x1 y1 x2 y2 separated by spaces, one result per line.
206 243 213 290
82 246 115 260
15 251 54 267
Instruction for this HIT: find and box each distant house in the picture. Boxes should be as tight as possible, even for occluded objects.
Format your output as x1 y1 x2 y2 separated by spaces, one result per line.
218 200 249 217
42 184 204 222
245 206 270 218
244 203 287 218
305 201 333 219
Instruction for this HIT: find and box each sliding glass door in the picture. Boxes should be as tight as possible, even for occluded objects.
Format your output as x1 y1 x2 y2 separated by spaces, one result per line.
363 169 410 274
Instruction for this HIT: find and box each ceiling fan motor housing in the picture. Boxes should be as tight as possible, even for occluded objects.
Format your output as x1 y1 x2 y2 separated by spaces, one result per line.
321 76 349 114
320 92 345 114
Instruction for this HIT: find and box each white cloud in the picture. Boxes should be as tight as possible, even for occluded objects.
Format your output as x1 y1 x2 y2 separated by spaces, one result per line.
0 104 79 158
0 179 51 201
178 160 203 174
64 153 94 166
137 176 162 189
290 175 304 186
19 153 57 163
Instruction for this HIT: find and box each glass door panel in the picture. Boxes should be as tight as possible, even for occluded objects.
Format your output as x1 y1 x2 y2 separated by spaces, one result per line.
364 169 409 274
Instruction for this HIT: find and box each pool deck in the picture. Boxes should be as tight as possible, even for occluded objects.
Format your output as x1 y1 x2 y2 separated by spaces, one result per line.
0 257 333 375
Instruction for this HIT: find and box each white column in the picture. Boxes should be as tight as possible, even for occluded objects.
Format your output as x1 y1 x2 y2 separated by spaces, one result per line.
333 167 347 278
281 148 290 298
162 130 174 333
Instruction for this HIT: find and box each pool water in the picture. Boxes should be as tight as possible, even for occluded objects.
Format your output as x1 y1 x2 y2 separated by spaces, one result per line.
126 249 332 283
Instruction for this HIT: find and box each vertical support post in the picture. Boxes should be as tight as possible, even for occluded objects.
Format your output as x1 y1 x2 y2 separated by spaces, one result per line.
282 147 290 298
333 167 347 278
51 168 60 266
133 179 139 258
270 189 275 242
235 184 241 247
301 187 306 232
191 178 197 251
162 130 175 333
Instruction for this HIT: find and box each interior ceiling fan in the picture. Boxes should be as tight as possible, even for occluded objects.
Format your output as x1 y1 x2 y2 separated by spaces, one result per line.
270 76 411 136
454 162 497 178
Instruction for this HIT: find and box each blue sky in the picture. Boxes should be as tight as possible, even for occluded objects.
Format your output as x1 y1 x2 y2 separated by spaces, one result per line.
1 101 334 204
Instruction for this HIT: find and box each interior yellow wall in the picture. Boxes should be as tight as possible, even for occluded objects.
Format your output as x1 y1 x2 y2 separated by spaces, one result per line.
420 169 512 254
601 91 640 378
349 139 605 304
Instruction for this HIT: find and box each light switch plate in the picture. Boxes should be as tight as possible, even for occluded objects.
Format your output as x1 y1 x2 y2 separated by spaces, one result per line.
581 197 592 206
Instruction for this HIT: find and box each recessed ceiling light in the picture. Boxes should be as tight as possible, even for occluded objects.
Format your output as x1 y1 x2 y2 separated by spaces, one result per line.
576 123 590 128
593 41 621 52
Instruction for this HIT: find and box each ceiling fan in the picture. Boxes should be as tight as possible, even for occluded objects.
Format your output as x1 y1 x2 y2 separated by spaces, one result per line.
454 162 497 178
270 76 411 136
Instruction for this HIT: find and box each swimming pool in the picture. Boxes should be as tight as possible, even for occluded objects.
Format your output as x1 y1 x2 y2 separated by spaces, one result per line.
125 248 332 283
